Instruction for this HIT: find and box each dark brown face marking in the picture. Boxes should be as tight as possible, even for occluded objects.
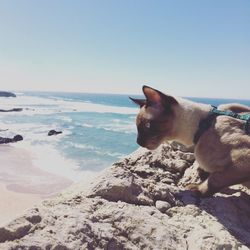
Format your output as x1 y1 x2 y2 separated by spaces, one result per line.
130 86 178 150
136 105 176 150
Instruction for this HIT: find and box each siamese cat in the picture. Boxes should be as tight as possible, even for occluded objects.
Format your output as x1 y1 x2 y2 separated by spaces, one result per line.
130 86 250 197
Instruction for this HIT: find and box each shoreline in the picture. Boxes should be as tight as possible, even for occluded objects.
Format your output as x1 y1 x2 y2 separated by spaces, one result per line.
0 183 41 225
0 144 74 225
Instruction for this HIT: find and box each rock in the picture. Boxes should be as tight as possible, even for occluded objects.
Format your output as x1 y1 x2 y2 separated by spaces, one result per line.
171 141 194 153
0 142 249 249
13 135 23 142
0 218 32 242
0 137 12 144
48 130 62 136
0 91 16 97
0 135 23 144
155 200 171 213
0 108 22 112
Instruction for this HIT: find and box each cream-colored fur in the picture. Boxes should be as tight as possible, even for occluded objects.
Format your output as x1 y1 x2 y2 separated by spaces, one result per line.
132 86 250 197
172 98 211 146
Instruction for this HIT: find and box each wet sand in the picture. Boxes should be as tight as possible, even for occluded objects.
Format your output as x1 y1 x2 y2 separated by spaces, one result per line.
0 145 73 225
0 183 41 225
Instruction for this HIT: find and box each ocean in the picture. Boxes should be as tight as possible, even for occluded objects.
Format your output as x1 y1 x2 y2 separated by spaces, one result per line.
0 92 249 182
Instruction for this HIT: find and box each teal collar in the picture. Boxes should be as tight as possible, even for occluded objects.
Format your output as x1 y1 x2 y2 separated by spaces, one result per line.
193 106 250 144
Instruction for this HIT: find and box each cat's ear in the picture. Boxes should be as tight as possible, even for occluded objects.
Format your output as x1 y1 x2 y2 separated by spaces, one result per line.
142 85 178 107
129 97 146 108
142 86 162 104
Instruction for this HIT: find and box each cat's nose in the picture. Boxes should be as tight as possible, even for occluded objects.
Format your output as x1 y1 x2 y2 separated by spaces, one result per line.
137 136 145 147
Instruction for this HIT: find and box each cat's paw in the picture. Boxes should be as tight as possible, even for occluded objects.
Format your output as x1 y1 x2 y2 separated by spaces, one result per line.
186 183 213 198
185 183 202 195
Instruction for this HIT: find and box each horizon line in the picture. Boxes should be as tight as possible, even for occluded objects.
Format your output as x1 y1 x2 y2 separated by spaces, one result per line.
5 89 250 101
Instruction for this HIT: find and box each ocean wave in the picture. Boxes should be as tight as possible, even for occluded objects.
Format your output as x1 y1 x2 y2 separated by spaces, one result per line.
0 94 138 115
81 123 94 128
69 142 124 158
129 115 136 119
74 120 136 134
13 141 98 182
101 126 135 134
0 93 136 177
58 116 73 123
66 101 137 114
98 120 136 134
0 121 71 144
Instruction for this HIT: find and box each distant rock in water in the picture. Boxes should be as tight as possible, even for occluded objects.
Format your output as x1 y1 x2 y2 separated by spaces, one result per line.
13 135 23 141
0 91 16 97
48 130 62 136
0 108 22 112
0 134 23 144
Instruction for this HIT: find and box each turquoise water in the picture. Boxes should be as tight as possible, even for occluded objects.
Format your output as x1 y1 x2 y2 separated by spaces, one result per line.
0 92 249 179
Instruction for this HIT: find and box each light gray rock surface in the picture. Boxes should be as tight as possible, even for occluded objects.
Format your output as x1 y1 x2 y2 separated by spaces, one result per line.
0 143 249 249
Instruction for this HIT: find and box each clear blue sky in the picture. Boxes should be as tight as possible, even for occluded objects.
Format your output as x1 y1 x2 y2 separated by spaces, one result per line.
0 0 249 98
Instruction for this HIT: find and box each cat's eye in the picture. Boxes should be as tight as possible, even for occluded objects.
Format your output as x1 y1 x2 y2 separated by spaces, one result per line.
145 122 151 129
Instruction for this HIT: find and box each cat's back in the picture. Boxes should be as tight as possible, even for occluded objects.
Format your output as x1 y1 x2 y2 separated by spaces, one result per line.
195 115 250 172
214 115 250 146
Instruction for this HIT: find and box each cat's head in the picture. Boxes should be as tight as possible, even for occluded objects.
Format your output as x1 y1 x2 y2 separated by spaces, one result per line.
130 86 178 150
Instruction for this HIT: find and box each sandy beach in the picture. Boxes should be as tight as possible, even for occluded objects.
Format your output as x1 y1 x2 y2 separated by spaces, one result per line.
0 183 41 225
0 144 73 225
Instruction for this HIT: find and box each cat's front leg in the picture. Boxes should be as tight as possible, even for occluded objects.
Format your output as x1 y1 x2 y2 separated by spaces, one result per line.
187 167 250 197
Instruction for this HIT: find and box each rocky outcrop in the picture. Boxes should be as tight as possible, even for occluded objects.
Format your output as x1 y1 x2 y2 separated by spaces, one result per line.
0 91 16 97
0 135 23 144
48 130 62 136
0 143 249 249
